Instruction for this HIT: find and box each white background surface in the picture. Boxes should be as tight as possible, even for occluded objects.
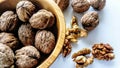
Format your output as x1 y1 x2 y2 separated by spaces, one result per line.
51 0 120 68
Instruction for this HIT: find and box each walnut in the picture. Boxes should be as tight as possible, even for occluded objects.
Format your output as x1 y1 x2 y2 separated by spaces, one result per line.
90 0 106 10
92 43 115 61
53 0 69 11
0 32 19 49
81 11 99 31
62 39 72 57
18 23 35 46
0 11 18 32
16 0 35 22
35 30 55 54
72 48 94 68
0 43 14 68
15 46 40 68
29 9 55 29
71 0 90 13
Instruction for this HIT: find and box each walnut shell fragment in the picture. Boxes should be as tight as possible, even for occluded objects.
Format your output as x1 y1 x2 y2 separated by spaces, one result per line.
92 43 115 61
18 23 35 46
15 46 40 68
0 43 14 68
16 0 35 22
35 30 55 54
81 11 99 31
53 0 69 11
29 9 55 29
71 0 90 13
90 0 106 10
0 32 19 49
0 11 18 32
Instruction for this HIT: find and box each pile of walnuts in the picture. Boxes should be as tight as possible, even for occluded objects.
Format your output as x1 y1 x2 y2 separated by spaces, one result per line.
0 0 56 68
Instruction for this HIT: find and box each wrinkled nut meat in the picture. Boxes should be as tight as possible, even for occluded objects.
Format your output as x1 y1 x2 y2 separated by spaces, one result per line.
18 23 35 46
53 0 69 11
0 11 18 32
90 0 106 10
29 9 55 29
35 30 55 54
15 46 40 68
0 32 19 49
71 0 90 13
0 43 14 68
66 16 87 42
62 39 72 57
16 0 35 22
81 11 99 31
72 48 94 68
92 43 115 61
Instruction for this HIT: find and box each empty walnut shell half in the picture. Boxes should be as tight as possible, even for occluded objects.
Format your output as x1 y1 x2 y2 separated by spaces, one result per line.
35 30 55 54
71 0 90 13
29 9 55 29
0 43 14 68
90 0 106 10
0 11 18 32
15 46 40 68
0 32 19 49
18 23 35 46
81 11 99 31
53 0 69 11
16 0 35 22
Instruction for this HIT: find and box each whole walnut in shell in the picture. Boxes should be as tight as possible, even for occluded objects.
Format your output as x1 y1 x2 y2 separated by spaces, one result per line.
29 9 55 29
90 0 106 10
81 11 99 31
71 0 90 13
0 32 19 49
15 46 40 68
18 23 35 46
16 0 35 22
53 0 69 11
0 43 14 68
35 30 55 54
0 11 18 32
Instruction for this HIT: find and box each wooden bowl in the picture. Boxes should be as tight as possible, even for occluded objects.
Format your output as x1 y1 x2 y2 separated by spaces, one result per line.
0 0 65 68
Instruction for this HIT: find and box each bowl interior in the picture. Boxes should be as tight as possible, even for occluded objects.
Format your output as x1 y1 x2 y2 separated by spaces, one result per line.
0 0 65 68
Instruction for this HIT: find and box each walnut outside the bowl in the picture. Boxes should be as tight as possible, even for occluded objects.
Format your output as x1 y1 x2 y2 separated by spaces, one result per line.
71 0 90 13
90 0 106 10
53 0 69 11
16 0 36 22
15 46 40 68
0 32 19 49
0 11 18 32
18 23 35 46
35 30 55 54
81 11 99 31
0 43 14 68
29 9 55 29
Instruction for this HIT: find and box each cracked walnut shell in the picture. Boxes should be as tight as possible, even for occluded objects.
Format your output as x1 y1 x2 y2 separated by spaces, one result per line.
0 11 18 32
16 0 35 22
0 43 14 68
90 0 106 10
81 11 99 31
53 0 69 11
35 30 55 54
71 0 90 13
29 9 55 29
0 32 19 49
15 46 40 68
18 23 35 46
92 43 115 61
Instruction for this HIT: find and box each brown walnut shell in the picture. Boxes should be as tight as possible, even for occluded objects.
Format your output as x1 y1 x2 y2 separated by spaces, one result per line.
35 30 55 54
0 11 18 31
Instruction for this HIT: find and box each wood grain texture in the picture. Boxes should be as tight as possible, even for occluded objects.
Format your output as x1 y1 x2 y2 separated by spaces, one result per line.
0 0 66 68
